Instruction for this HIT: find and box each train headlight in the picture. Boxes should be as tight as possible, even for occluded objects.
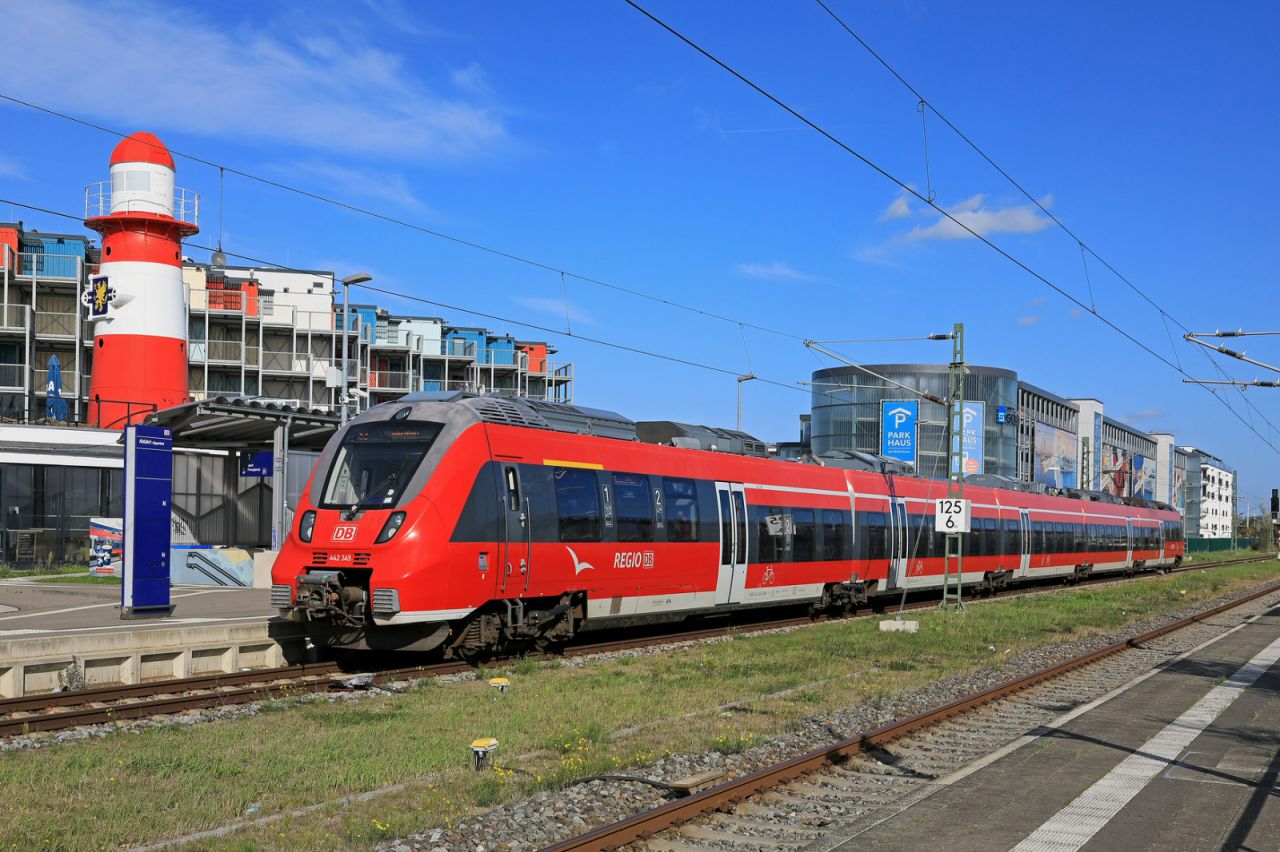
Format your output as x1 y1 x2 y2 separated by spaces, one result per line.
375 511 407 543
298 510 317 543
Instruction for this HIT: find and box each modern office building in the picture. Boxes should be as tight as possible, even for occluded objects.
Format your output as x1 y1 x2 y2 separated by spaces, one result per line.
808 362 1228 517
810 363 1018 481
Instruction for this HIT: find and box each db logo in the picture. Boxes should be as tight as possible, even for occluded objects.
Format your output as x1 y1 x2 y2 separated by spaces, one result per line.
332 525 358 543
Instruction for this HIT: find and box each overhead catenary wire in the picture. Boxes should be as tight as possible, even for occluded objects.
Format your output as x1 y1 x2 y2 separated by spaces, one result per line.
0 196 853 411
809 0 1280 445
622 0 1280 459
0 91 808 347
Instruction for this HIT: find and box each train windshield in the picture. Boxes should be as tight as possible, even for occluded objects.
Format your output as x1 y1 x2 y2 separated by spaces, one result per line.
320 421 444 509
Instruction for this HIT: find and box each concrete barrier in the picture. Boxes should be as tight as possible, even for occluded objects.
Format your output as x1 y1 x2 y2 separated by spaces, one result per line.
0 619 307 698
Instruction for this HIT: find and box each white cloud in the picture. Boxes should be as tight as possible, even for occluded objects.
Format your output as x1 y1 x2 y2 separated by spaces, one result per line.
902 194 1051 242
1025 294 1048 307
737 261 817 281
515 296 595 326
288 161 434 213
879 195 911 221
450 62 494 99
0 156 26 180
1 0 505 160
1017 314 1041 327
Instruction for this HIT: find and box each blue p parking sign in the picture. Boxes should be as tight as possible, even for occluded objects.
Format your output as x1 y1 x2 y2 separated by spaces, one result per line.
880 400 918 465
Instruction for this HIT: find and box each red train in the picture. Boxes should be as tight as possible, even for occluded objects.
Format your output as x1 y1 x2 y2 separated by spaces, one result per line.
271 395 1185 656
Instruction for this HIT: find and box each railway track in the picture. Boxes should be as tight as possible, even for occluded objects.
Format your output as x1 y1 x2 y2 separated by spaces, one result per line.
1 554 1268 740
548 574 1280 851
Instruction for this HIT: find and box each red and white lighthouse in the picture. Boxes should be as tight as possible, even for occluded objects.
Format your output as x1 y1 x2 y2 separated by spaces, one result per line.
84 132 198 429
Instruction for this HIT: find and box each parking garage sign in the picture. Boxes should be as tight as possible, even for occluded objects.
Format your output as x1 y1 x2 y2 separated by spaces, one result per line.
880 400 918 465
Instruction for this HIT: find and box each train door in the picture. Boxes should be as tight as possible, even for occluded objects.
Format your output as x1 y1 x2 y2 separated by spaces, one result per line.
1019 509 1031 575
498 464 531 596
714 482 748 605
1158 521 1166 563
888 499 909 588
1125 519 1134 567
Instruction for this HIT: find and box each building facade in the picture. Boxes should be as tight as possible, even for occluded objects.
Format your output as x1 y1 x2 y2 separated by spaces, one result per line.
1180 446 1236 538
810 364 1018 481
0 223 573 423
809 362 1229 525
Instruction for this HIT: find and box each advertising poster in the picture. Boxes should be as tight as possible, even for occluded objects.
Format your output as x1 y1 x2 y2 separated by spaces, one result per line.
1172 463 1187 509
961 401 985 476
1103 445 1129 496
1033 422 1078 489
1132 454 1154 500
880 400 919 465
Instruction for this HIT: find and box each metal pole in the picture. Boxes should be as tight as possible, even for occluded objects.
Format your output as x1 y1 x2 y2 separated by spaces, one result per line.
942 321 966 611
341 282 350 425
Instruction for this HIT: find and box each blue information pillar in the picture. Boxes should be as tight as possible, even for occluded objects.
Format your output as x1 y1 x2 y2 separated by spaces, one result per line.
122 424 175 619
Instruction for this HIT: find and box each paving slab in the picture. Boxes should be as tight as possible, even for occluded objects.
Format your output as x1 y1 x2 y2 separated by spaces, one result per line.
825 606 1280 852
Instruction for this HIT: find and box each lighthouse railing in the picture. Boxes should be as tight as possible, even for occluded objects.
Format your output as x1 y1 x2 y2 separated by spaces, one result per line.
84 182 200 227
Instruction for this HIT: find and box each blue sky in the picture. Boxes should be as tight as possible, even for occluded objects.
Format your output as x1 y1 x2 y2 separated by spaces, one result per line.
2 0 1278 507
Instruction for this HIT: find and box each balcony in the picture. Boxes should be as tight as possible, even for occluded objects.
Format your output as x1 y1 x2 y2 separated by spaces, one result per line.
0 362 24 389
33 311 79 338
0 304 28 333
14 252 82 282
441 338 477 358
368 370 411 391
33 367 80 397
421 378 477 393
85 181 199 227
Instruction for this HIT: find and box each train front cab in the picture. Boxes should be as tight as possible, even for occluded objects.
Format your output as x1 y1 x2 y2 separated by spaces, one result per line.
272 400 497 653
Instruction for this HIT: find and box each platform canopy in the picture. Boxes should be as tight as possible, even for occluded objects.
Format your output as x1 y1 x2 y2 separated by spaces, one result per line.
145 396 339 450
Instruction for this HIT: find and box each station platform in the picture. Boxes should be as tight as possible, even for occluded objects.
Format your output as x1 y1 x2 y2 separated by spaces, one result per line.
0 578 305 697
835 605 1280 851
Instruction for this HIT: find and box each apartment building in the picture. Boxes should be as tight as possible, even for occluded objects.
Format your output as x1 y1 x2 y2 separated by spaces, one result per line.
0 222 572 422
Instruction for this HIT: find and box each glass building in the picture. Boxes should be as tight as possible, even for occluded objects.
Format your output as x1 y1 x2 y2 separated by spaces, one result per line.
810 364 1018 481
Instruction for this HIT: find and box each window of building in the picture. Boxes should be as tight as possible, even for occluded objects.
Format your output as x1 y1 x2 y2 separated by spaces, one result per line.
663 478 699 543
554 467 601 542
612 473 653 542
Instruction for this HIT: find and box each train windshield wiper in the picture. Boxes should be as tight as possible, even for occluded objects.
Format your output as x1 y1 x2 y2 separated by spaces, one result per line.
351 457 411 512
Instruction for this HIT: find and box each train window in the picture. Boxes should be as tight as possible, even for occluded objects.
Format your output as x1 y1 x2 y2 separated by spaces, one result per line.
792 509 816 562
757 505 790 562
865 512 888 561
821 510 846 561
907 512 927 559
554 467 602 542
320 420 443 509
1004 519 1020 555
504 466 521 512
612 473 654 542
733 491 748 563
718 491 733 563
663 478 699 543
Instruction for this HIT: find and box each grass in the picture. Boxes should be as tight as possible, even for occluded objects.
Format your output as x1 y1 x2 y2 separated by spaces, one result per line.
0 559 1276 851
29 574 122 585
0 563 92 579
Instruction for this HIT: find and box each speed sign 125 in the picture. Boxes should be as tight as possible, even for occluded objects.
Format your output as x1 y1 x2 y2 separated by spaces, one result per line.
935 498 971 534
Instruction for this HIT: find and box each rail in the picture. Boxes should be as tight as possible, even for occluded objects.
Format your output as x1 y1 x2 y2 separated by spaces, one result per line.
548 563 1280 850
